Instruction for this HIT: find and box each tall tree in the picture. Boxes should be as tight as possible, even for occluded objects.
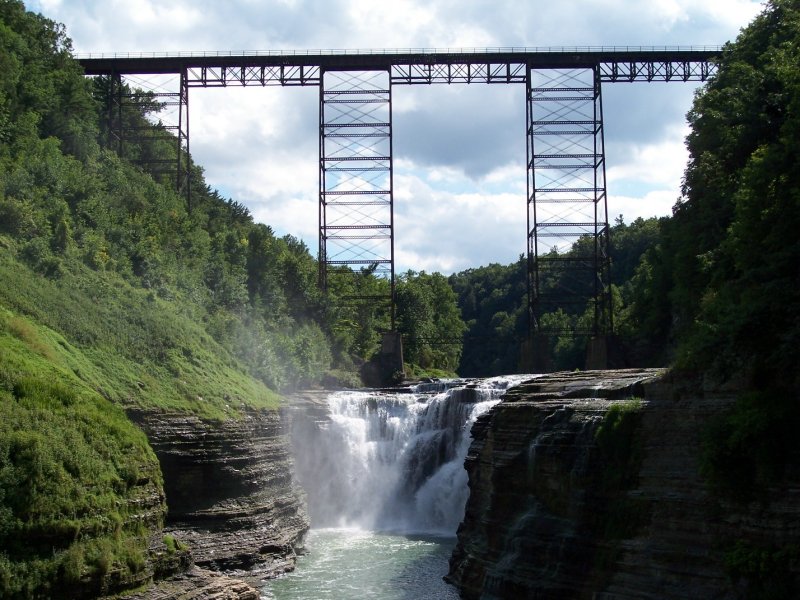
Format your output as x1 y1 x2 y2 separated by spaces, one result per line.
396 271 467 372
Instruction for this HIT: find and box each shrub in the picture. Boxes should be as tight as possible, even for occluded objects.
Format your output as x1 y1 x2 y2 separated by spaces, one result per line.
701 390 800 501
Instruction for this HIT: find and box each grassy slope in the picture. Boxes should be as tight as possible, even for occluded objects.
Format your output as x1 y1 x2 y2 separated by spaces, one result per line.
0 297 161 597
0 233 284 597
0 236 280 420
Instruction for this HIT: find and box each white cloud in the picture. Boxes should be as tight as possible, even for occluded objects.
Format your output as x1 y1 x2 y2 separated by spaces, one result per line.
609 190 681 224
251 196 319 240
33 0 62 10
607 124 690 188
119 0 203 28
394 173 525 273
348 0 436 48
677 0 763 30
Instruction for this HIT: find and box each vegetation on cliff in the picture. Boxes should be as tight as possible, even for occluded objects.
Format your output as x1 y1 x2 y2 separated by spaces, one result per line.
0 308 163 595
0 312 163 597
0 3 168 595
631 0 800 386
641 0 800 509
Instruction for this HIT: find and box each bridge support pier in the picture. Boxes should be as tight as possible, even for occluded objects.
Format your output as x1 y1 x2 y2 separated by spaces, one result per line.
319 69 396 327
520 335 553 374
527 65 613 347
359 331 404 387
585 336 608 370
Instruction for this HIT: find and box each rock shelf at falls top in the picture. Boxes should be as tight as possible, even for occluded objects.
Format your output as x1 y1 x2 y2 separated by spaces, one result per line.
288 376 533 536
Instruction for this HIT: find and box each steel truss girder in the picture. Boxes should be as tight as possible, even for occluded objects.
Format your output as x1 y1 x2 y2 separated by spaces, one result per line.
391 61 528 84
527 67 612 338
598 59 715 82
390 60 714 84
167 59 715 87
80 48 720 86
319 70 395 326
186 64 321 87
106 72 191 210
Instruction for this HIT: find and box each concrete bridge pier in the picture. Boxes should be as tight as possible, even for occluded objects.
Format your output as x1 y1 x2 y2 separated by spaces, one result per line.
360 331 404 387
585 336 608 370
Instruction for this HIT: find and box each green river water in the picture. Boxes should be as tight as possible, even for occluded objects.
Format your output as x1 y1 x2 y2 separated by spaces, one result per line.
261 528 460 600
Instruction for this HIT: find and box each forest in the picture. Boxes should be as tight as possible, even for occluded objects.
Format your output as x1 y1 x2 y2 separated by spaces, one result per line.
1 0 799 595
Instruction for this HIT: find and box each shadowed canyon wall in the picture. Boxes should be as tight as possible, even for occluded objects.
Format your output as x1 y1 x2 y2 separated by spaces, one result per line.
447 369 800 599
123 408 308 598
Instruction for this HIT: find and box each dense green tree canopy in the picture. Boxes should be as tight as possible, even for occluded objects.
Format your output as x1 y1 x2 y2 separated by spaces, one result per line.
450 216 663 375
449 258 527 376
620 0 800 520
0 0 469 387
397 270 467 373
628 0 800 384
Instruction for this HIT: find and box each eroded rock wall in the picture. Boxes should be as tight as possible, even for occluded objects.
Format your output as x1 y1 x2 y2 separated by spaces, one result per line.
130 408 309 581
447 369 800 599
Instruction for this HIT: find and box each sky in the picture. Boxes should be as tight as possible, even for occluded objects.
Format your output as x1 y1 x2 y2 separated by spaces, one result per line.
26 0 764 274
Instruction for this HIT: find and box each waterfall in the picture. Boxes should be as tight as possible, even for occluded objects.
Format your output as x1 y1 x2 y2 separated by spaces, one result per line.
292 376 529 536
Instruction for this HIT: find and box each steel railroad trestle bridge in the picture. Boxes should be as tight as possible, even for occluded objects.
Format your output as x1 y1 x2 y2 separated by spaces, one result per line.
78 47 719 367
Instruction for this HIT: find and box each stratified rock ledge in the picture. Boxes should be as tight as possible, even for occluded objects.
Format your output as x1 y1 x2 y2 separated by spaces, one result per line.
447 368 800 599
116 566 260 600
126 407 309 596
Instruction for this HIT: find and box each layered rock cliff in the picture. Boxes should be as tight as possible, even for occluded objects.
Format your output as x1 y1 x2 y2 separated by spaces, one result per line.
128 408 309 589
447 369 800 599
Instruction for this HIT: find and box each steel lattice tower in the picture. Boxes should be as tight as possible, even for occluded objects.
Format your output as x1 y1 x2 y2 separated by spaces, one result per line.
527 66 612 338
106 71 191 210
319 70 395 325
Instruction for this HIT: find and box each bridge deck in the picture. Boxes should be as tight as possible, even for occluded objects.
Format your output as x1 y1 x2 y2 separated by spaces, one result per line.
77 47 719 84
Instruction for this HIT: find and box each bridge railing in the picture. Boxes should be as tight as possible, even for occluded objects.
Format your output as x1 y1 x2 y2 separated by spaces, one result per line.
74 45 723 60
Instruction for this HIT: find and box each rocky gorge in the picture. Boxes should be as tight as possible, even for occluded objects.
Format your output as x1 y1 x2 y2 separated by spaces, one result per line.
115 408 309 599
103 368 799 599
447 369 800 599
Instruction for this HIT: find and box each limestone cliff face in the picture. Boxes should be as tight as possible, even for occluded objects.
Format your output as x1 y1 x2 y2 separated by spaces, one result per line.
447 369 800 599
130 408 309 581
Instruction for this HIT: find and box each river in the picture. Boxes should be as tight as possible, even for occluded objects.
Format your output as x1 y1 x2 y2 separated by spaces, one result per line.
261 529 458 599
262 377 530 599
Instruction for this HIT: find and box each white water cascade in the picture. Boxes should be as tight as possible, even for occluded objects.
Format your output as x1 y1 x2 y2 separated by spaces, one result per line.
291 376 529 536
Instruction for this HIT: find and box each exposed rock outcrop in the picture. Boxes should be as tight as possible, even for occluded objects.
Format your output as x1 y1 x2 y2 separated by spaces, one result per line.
129 408 309 584
115 566 260 600
447 369 800 599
